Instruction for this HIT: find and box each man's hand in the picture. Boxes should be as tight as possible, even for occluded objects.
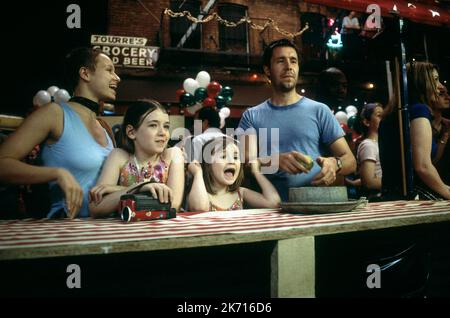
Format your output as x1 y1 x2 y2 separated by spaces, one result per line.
278 151 312 174
56 168 83 219
311 157 337 186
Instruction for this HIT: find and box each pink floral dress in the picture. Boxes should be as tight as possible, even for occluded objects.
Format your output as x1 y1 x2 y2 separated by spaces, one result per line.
209 190 244 211
119 155 169 186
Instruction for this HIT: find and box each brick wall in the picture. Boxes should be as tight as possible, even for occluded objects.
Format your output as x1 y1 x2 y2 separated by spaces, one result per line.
108 0 168 45
108 0 305 56
106 0 324 112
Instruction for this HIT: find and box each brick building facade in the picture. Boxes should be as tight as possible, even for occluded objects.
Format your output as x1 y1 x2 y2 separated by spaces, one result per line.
104 0 333 121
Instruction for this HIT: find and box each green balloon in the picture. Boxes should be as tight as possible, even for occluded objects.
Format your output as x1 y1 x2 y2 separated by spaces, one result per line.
221 86 234 101
180 93 195 107
347 115 357 130
215 95 227 109
194 87 207 102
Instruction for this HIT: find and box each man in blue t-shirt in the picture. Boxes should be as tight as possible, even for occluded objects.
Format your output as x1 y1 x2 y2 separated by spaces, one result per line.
237 39 356 201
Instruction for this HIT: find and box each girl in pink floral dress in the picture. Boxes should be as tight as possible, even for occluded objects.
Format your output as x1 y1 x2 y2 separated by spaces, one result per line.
88 100 184 217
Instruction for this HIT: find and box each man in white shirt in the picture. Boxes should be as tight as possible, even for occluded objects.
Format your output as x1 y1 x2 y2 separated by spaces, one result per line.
341 11 360 34
340 11 361 60
192 107 225 162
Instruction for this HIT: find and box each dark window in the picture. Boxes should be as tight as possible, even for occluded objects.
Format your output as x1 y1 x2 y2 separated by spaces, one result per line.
170 0 201 49
301 12 326 46
300 12 327 60
218 4 248 53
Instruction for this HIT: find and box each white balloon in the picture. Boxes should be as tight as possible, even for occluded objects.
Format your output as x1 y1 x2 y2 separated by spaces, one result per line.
219 106 230 118
54 89 71 104
335 111 348 124
347 110 357 117
183 78 200 95
47 86 60 97
345 105 358 115
34 90 51 106
196 71 211 88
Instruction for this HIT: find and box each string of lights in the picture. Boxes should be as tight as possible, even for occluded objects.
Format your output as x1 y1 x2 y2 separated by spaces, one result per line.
164 9 310 38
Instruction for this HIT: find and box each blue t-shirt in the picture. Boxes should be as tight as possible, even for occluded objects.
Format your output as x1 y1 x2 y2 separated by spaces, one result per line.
409 103 437 159
40 102 113 218
238 97 344 200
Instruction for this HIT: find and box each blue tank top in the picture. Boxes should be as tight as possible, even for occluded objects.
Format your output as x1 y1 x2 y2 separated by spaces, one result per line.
40 102 113 218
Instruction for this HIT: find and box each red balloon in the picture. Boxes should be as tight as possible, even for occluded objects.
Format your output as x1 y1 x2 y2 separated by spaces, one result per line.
176 89 185 101
340 123 349 133
207 81 222 98
352 131 361 141
203 97 216 108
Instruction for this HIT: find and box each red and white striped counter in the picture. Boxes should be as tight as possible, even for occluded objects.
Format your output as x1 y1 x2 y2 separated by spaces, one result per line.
1 200 449 261
1 200 450 297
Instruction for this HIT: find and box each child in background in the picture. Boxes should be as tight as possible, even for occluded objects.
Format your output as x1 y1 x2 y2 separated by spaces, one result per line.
187 136 280 211
89 100 184 217
356 103 383 200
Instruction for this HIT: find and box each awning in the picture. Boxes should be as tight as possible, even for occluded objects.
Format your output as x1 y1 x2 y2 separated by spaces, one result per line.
302 0 450 27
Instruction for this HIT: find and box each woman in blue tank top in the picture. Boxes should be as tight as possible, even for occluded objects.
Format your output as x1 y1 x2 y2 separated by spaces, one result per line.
0 47 120 218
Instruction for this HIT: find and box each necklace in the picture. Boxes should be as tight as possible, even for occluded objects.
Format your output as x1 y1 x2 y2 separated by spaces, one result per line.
69 96 100 115
133 156 160 181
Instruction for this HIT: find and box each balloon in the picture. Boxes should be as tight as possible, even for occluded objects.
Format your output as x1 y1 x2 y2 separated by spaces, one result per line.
179 93 196 107
183 78 199 95
202 97 216 108
340 122 349 133
53 89 71 104
176 88 185 101
207 81 222 98
47 86 59 97
347 115 358 130
196 71 211 88
194 87 207 103
220 86 234 101
33 90 51 106
335 111 348 125
345 105 358 116
219 106 230 118
215 95 227 109
352 131 361 142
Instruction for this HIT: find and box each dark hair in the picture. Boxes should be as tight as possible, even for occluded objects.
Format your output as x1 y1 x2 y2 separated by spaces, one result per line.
263 38 300 68
201 137 244 195
198 107 220 129
407 61 440 111
317 67 347 92
356 103 382 137
64 47 103 94
121 99 168 154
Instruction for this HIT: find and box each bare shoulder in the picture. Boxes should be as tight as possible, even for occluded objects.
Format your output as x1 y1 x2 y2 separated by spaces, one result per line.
163 146 184 163
108 148 130 162
239 187 249 197
25 103 62 124
0 103 64 158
